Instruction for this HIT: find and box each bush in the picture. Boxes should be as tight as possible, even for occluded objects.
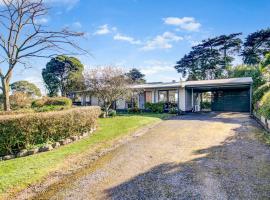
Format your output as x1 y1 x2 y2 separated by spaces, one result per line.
168 107 178 114
10 92 32 110
253 83 270 105
145 102 164 113
258 91 270 119
127 107 142 113
0 106 101 155
201 101 211 109
32 97 72 111
108 109 117 117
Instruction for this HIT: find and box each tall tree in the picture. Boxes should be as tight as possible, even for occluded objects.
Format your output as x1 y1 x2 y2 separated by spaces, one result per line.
42 55 84 97
175 33 242 80
0 0 85 111
242 28 270 65
126 68 146 84
84 66 130 116
10 80 41 97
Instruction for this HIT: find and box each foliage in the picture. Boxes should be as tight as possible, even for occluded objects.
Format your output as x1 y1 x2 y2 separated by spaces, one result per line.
261 53 270 81
258 91 270 119
227 65 265 90
168 107 178 114
127 107 142 113
175 33 242 80
42 55 85 97
242 28 270 65
0 107 101 155
201 101 211 109
10 81 41 97
9 92 32 110
108 109 117 117
0 113 168 198
126 68 146 84
32 97 72 108
145 102 165 113
84 66 130 116
253 83 270 105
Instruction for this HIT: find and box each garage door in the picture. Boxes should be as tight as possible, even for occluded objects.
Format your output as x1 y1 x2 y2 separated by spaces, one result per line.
211 89 250 112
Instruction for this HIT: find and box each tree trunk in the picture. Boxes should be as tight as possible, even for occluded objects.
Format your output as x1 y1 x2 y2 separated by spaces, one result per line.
1 78 11 111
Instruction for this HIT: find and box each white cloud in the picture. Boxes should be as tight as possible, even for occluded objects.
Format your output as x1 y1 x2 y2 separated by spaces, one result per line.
34 17 49 24
141 31 183 51
72 21 82 29
113 33 141 45
163 17 201 31
94 24 111 35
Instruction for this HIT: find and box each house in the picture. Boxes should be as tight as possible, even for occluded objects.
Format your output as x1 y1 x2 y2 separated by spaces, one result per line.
70 77 253 113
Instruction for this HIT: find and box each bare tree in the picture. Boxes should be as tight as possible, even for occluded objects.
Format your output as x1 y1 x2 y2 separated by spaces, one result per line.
84 66 130 116
0 0 86 111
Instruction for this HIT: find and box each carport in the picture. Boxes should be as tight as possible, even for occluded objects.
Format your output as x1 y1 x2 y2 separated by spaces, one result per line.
184 77 253 113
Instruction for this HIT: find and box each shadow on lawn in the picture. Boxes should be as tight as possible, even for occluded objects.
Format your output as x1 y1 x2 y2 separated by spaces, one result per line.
105 116 270 200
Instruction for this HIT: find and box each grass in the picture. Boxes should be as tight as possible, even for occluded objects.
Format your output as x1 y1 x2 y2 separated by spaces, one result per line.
0 113 171 199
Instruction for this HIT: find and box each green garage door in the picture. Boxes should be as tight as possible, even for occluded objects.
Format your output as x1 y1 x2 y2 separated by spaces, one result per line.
211 88 250 112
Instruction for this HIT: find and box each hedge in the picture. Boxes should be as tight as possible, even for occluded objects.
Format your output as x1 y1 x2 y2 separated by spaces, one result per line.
253 83 270 104
31 97 72 108
258 91 270 119
0 106 101 155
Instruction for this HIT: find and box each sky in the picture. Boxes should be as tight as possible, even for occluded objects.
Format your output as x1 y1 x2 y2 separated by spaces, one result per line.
3 0 270 93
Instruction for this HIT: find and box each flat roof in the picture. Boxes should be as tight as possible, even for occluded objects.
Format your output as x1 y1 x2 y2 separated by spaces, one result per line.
132 77 253 89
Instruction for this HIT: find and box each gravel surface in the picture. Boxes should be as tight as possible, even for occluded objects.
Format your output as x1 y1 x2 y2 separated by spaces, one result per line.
34 112 270 200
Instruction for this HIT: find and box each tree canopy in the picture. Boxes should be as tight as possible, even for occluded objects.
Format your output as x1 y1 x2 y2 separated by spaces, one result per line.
242 28 270 65
175 33 242 80
42 55 85 97
10 80 41 97
126 68 146 84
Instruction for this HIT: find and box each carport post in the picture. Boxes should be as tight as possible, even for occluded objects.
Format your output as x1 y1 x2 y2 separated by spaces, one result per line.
250 85 252 115
191 88 194 110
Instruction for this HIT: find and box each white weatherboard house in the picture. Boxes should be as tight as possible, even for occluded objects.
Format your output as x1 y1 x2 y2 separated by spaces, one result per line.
72 77 253 113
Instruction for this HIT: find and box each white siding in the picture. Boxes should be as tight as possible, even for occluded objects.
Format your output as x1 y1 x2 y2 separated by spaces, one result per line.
91 96 99 106
179 87 186 111
116 99 126 109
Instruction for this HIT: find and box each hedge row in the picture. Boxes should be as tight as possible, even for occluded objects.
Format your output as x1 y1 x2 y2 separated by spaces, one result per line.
0 106 101 155
253 83 270 104
258 91 270 119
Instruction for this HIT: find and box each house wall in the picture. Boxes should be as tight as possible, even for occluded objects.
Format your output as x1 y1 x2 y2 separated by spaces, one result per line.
185 88 193 111
116 99 126 109
179 87 186 111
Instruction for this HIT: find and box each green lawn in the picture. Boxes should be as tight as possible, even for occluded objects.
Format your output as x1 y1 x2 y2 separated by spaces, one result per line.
0 113 170 199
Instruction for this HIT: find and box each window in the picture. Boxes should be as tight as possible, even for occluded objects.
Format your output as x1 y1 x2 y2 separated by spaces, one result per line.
145 91 152 103
169 90 178 103
158 91 168 102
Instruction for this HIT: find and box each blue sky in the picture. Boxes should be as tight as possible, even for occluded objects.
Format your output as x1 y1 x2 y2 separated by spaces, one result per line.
7 0 270 93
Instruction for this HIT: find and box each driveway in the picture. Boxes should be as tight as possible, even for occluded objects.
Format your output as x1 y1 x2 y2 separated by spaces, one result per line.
35 112 270 200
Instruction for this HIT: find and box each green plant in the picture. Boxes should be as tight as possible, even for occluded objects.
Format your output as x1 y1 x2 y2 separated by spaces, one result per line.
108 109 117 117
258 91 270 119
32 97 72 110
253 83 270 105
168 107 178 114
127 107 141 113
10 92 32 110
0 106 101 155
145 102 164 113
201 101 211 109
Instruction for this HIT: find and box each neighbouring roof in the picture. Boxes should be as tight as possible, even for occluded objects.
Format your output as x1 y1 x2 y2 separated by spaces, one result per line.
132 77 253 89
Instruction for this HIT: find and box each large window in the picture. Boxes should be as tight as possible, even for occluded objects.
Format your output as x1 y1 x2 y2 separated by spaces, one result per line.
158 90 178 103
145 91 152 103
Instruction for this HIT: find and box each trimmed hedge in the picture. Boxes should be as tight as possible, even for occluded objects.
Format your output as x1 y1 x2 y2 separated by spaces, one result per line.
258 91 270 119
253 83 270 104
0 106 101 155
145 102 164 113
32 97 72 108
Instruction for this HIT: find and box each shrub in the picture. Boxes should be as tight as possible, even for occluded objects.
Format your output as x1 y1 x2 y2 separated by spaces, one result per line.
253 83 270 105
258 91 270 119
10 92 32 110
201 101 211 109
127 107 142 113
108 109 117 117
168 107 178 114
0 106 101 155
32 97 72 111
145 102 164 113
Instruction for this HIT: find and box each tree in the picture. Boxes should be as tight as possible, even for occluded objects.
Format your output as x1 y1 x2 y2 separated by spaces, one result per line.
126 68 146 84
227 65 265 90
84 66 130 116
261 53 270 82
175 33 242 80
242 28 270 65
0 0 85 111
42 55 85 97
10 80 41 97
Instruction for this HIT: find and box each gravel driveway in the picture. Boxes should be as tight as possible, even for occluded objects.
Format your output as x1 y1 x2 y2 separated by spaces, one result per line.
35 112 270 200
